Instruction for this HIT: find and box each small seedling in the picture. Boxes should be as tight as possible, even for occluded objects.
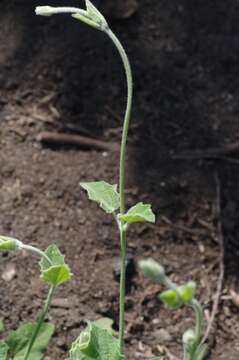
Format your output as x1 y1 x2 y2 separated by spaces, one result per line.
139 259 207 360
0 236 71 360
35 1 156 358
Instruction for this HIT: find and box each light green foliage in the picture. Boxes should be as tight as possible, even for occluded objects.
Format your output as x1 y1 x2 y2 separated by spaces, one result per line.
6 322 54 360
178 282 196 303
70 322 123 360
138 258 165 282
159 288 182 309
0 342 9 360
119 202 155 224
0 235 20 251
40 245 71 286
80 181 120 214
159 282 196 309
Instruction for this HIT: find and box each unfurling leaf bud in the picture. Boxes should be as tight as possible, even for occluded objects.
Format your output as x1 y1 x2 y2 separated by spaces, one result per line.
159 281 196 309
183 329 196 345
139 258 165 283
159 289 182 309
178 281 196 303
0 236 21 251
35 6 54 16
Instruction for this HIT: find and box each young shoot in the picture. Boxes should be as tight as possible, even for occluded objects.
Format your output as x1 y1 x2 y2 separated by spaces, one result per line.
139 258 207 360
0 235 71 360
36 1 155 357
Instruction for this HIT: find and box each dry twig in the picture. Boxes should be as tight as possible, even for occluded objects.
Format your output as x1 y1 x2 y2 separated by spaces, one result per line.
37 131 119 152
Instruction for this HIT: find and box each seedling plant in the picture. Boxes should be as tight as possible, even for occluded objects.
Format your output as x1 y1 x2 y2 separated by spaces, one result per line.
0 236 71 360
0 1 208 359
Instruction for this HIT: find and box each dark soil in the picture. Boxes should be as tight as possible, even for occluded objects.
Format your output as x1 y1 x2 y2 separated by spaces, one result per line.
1 0 239 359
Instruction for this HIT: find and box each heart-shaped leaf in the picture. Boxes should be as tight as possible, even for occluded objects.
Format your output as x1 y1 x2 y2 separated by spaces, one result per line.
40 245 72 287
41 264 71 287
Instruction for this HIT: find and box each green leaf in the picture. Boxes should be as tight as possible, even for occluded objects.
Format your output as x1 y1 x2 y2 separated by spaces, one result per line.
119 202 155 224
80 181 120 214
159 289 182 309
40 245 72 287
0 235 20 251
70 322 123 360
42 264 71 286
0 342 9 360
6 322 54 360
40 244 64 271
159 282 196 309
178 282 196 303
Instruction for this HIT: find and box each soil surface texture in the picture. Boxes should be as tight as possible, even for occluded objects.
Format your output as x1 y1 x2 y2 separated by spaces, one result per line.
1 0 239 359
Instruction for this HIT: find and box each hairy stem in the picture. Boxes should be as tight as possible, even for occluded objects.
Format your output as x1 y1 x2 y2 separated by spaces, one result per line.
191 299 204 345
23 286 55 360
106 29 133 354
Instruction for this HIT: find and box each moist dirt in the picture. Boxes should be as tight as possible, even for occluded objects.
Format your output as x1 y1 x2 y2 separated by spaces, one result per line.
1 0 239 359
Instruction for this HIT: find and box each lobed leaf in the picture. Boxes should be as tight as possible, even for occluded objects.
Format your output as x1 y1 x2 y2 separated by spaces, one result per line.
119 202 155 224
70 322 123 360
80 181 120 214
40 245 72 287
6 322 54 360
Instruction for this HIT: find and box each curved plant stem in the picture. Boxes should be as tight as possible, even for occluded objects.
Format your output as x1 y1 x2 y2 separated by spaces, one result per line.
107 29 133 215
20 244 52 266
23 286 55 360
106 29 133 354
